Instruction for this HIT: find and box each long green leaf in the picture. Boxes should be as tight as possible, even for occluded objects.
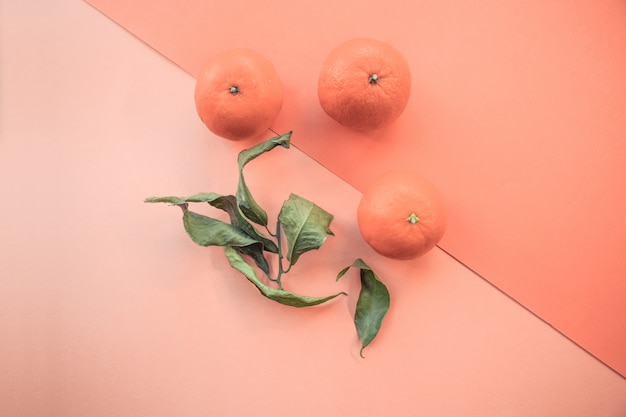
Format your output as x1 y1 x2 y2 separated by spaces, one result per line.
182 209 260 248
224 247 345 308
236 245 270 276
181 208 271 273
337 259 390 358
145 193 278 254
144 195 188 204
205 193 276 273
278 193 334 266
205 194 278 253
236 132 292 225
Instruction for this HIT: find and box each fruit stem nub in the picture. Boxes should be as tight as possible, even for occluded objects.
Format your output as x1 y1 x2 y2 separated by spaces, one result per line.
368 73 379 85
407 213 420 224
229 85 240 95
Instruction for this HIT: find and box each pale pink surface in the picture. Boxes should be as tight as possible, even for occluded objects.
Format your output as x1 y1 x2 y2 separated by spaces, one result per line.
81 0 626 377
1 1 626 416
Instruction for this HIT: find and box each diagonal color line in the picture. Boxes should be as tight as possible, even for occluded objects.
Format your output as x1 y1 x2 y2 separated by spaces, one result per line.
434 244 626 382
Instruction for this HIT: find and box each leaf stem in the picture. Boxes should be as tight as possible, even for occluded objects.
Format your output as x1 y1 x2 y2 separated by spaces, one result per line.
265 225 277 237
274 221 286 290
267 275 280 285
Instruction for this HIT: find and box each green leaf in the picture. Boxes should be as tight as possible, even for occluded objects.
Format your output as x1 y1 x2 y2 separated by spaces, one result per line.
144 192 278 253
277 193 334 266
182 209 259 248
204 194 278 253
224 246 345 308
236 244 270 276
181 208 272 273
144 193 231 205
337 259 390 358
206 193 276 273
236 132 292 226
144 195 188 204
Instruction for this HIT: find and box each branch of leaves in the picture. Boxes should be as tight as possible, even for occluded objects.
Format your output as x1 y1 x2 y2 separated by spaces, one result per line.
145 132 344 307
145 132 391 356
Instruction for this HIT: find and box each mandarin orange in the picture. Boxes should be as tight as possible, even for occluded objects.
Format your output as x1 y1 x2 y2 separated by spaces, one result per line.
194 48 283 141
357 171 446 260
317 38 411 130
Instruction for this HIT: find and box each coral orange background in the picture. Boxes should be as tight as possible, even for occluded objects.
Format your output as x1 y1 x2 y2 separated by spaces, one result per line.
83 0 626 375
1 1 626 416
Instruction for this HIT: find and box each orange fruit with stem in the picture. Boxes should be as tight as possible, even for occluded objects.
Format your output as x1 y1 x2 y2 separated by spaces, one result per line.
194 48 283 141
317 38 411 131
357 171 446 260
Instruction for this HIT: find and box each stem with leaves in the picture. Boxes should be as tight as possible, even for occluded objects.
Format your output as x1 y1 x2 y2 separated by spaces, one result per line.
269 221 287 290
144 132 344 308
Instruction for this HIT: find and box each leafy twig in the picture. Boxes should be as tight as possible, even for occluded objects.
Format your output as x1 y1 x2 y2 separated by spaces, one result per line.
145 132 344 308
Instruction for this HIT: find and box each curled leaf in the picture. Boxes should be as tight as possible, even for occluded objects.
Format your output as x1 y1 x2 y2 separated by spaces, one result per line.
144 192 278 254
278 193 334 266
182 209 259 248
144 195 188 204
236 132 292 225
236 244 270 276
204 194 278 253
224 247 345 308
181 208 271 273
337 259 390 358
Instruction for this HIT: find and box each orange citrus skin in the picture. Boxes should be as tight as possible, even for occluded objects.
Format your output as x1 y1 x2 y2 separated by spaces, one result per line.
357 171 446 260
194 48 283 141
317 38 411 131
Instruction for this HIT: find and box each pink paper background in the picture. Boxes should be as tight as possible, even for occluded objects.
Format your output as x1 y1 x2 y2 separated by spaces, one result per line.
1 1 626 416
82 0 626 376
